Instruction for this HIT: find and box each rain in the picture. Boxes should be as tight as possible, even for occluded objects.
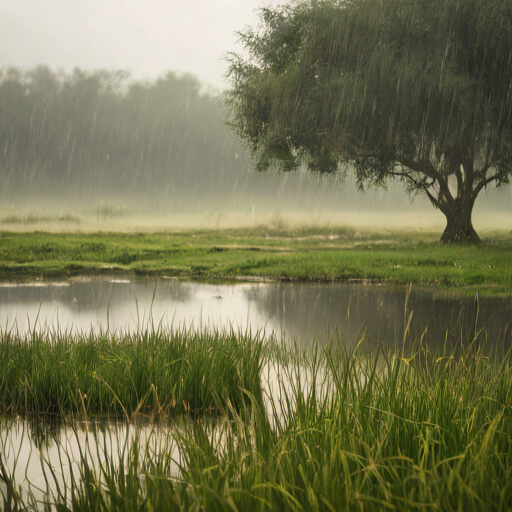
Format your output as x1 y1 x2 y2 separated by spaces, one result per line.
0 0 508 229
1 1 512 510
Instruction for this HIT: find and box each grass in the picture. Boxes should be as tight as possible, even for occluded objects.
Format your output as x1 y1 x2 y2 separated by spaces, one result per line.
1 333 512 511
0 226 511 295
0 326 264 418
1 224 511 509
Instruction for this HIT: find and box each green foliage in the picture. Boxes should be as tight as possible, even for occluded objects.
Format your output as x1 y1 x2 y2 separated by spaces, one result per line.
3 338 512 511
0 327 264 417
227 0 512 243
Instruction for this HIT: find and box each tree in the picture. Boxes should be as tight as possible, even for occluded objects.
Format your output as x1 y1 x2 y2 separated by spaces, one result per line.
226 0 512 243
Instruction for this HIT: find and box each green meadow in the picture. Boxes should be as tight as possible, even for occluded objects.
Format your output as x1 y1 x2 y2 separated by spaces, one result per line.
1 226 511 295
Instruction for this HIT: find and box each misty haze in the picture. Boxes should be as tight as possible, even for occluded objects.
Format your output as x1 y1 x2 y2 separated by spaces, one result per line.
0 65 510 232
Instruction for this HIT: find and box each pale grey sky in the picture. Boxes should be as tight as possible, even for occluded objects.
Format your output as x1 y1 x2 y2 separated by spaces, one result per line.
0 0 283 90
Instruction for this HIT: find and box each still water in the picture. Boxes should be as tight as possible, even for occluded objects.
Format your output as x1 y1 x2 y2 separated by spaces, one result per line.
1 278 511 506
0 416 182 507
0 277 511 349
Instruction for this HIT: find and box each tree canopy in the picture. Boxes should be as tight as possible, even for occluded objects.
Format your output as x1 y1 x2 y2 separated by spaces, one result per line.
226 0 512 243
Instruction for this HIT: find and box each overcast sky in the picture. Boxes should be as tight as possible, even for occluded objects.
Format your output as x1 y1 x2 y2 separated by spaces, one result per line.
0 0 283 91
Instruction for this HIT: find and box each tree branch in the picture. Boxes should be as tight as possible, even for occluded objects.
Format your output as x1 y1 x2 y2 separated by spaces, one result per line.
424 188 447 214
390 170 447 214
455 164 464 198
389 170 422 186
396 157 455 206
472 172 501 199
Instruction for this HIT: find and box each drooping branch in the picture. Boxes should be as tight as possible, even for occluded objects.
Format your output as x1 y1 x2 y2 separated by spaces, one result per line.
472 171 502 199
424 188 447 213
389 169 446 212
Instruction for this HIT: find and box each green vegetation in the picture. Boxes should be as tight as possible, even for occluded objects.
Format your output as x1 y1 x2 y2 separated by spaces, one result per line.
227 0 512 243
1 333 512 511
1 228 511 295
0 327 263 418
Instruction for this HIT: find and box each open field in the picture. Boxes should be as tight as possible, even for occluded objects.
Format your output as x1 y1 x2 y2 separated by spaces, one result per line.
1 221 512 510
1 224 512 295
1 331 511 511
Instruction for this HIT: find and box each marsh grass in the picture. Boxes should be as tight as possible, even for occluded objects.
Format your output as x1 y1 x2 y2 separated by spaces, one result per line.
1 332 512 511
1 212 80 225
0 326 264 418
1 229 512 294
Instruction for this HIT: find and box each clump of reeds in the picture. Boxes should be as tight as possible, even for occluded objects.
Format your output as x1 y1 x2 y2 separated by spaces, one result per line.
2 335 512 511
0 325 264 418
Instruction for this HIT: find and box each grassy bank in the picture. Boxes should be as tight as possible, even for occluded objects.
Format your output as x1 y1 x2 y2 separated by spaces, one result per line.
1 226 512 295
1 334 511 511
0 327 264 418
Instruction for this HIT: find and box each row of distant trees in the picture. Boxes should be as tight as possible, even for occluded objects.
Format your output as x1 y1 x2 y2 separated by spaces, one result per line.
0 66 247 199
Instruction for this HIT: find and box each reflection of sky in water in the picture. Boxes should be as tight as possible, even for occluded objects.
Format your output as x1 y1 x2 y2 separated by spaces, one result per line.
0 280 277 338
0 279 511 349
1 278 512 505
0 365 317 506
0 418 181 507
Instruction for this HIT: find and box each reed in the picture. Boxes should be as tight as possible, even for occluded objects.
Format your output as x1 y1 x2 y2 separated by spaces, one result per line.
0 326 264 418
1 335 511 511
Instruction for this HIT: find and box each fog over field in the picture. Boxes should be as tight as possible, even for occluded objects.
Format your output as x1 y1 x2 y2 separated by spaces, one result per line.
0 0 510 233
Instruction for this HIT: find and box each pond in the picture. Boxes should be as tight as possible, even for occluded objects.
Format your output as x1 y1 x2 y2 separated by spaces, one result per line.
0 277 511 350
0 362 309 509
1 278 511 507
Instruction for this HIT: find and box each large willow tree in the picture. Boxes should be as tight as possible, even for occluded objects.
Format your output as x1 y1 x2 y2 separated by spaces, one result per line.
227 0 512 243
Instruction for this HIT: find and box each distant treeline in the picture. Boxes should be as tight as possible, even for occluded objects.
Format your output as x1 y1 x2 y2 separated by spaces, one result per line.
0 66 249 200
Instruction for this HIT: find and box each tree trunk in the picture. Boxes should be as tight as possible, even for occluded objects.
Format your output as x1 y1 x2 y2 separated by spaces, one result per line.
440 199 481 244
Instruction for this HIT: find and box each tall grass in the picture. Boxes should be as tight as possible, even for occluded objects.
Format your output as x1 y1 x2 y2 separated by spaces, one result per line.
0 326 264 418
1 335 512 511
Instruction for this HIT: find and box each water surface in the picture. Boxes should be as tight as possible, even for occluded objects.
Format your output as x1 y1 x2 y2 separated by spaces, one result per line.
0 278 510 350
1 278 511 506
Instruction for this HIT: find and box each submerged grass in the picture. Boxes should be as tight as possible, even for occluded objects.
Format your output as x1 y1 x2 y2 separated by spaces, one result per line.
0 326 264 418
1 333 512 511
0 227 512 295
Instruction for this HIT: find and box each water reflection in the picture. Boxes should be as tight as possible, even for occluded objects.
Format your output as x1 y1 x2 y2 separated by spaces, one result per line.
250 283 512 351
0 360 316 508
0 416 181 508
0 278 510 350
